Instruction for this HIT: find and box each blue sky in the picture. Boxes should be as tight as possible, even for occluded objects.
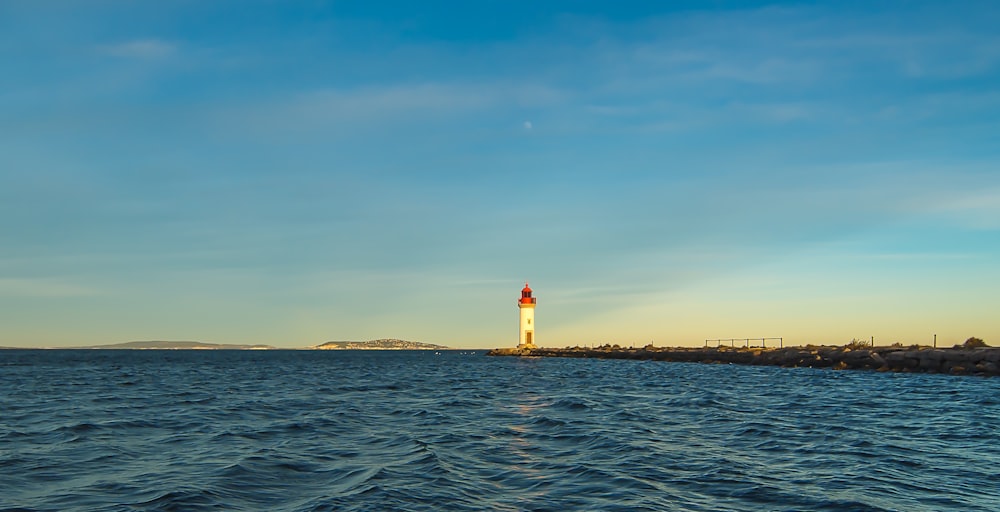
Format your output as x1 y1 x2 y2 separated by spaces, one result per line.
1 1 998 348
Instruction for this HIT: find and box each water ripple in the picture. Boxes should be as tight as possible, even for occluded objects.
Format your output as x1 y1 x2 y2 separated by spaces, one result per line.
2 350 999 511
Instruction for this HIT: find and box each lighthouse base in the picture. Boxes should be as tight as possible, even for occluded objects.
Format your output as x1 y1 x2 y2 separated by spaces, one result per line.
518 330 535 349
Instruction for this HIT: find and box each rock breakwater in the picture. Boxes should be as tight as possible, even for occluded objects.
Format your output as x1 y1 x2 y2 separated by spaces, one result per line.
487 345 1000 376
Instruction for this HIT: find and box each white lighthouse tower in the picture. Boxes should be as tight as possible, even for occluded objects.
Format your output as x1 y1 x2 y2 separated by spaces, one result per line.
518 282 536 348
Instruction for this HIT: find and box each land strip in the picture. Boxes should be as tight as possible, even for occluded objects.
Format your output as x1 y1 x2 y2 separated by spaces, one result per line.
487 345 1000 376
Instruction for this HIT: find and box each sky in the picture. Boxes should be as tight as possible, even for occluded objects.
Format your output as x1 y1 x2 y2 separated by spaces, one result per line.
1 1 998 349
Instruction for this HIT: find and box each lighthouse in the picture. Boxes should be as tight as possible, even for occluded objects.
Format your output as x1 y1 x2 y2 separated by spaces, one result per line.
518 282 536 348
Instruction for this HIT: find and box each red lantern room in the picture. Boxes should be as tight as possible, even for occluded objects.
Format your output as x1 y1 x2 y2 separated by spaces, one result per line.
519 282 536 304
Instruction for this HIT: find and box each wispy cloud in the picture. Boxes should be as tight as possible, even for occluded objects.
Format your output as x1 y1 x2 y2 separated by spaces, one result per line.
930 188 1000 230
100 39 176 59
296 83 494 119
210 81 567 137
803 30 1000 79
0 278 99 298
850 252 977 262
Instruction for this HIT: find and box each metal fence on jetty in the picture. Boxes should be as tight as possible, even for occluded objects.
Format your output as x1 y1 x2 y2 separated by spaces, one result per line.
706 337 784 348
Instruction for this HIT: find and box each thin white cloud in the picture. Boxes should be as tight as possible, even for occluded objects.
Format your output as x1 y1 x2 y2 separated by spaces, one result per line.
300 83 492 118
727 101 818 123
101 39 175 59
835 164 1000 231
930 188 1000 230
803 31 1000 80
576 3 999 102
0 278 99 298
853 252 976 261
211 81 567 136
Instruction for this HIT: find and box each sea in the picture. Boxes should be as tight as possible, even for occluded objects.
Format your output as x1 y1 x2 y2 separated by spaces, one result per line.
1 349 998 512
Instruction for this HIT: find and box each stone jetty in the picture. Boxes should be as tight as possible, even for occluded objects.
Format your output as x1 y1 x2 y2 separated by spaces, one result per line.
487 344 1000 376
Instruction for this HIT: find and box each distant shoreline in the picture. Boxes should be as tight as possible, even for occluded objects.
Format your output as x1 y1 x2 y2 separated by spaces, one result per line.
487 345 1000 376
0 339 450 351
0 346 468 351
0 347 468 351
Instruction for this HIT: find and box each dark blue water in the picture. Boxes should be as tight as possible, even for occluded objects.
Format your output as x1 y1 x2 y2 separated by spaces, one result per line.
2 350 998 511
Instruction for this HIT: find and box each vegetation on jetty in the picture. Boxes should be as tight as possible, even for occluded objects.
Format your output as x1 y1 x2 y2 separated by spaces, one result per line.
488 338 999 376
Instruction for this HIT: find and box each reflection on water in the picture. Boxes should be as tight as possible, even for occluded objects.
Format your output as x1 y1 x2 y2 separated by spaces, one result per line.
505 390 550 501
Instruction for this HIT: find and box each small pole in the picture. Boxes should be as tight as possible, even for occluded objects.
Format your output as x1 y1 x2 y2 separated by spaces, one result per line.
762 338 766 348
934 334 937 348
871 335 874 347
780 337 783 349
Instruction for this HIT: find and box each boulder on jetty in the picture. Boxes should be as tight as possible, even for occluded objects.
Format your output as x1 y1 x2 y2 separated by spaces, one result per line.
486 344 1000 377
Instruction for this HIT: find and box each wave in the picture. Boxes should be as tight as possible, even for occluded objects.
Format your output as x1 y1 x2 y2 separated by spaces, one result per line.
2 350 999 511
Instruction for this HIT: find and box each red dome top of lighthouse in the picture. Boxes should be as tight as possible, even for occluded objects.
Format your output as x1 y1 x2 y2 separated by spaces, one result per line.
519 282 536 304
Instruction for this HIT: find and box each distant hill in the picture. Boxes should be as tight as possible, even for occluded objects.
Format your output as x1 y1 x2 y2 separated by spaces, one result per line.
312 339 449 350
77 341 276 350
